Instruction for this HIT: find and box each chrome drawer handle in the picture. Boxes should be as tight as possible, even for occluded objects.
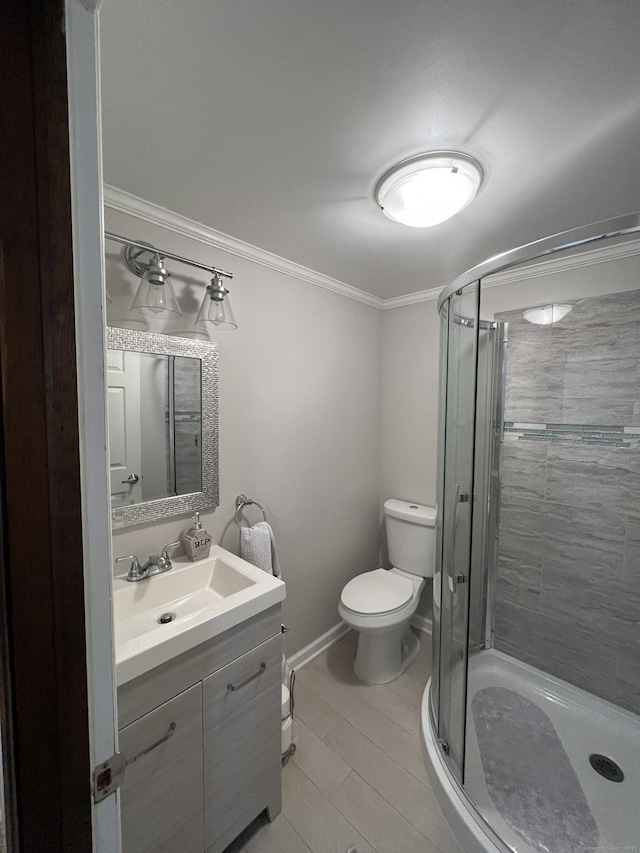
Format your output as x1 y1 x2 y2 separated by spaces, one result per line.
228 662 266 692
126 722 176 767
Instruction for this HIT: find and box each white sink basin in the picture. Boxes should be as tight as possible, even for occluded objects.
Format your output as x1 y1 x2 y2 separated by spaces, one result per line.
113 545 286 685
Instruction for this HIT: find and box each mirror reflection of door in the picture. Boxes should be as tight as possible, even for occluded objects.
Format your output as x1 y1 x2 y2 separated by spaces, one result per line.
107 349 143 506
139 354 171 502
106 348 203 507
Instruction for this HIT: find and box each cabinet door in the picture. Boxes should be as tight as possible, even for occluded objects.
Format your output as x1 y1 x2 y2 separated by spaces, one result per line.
203 633 282 850
119 682 204 853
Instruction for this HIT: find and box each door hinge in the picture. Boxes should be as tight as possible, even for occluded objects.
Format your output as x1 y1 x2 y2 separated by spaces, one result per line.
93 752 125 803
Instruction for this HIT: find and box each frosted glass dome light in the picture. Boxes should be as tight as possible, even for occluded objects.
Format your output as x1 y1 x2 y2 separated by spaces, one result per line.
523 303 573 325
375 152 483 228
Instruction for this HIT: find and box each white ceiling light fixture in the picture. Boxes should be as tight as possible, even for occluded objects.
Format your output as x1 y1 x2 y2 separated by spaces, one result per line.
375 151 483 228
523 303 573 325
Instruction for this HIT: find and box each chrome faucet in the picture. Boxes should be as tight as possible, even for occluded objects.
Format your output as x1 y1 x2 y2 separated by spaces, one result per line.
116 542 181 582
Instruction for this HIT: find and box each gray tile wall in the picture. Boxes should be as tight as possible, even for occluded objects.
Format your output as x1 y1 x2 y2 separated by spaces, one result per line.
493 289 640 715
171 356 202 495
173 356 201 413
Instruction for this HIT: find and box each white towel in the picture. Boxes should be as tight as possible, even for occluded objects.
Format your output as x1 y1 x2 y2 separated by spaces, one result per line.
239 521 281 578
240 521 289 691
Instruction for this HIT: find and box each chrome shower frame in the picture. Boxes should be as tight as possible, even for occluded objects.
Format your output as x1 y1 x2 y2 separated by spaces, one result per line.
437 212 640 313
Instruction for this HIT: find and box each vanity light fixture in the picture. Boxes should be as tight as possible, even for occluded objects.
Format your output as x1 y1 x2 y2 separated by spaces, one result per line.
196 273 238 330
131 253 182 316
105 232 236 329
375 151 483 228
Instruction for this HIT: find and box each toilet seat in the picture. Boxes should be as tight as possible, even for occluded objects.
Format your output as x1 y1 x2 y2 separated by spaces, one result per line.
340 568 413 616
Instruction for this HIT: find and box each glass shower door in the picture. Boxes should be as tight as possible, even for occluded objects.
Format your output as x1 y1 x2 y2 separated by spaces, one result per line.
435 282 479 783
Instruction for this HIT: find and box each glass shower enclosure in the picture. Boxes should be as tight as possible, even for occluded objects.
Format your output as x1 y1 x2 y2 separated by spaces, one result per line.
432 281 501 783
425 213 640 853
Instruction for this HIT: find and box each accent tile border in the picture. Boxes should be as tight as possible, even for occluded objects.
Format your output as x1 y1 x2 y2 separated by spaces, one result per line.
504 422 640 448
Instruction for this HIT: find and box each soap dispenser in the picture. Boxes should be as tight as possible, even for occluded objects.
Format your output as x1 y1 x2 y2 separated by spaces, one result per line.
182 512 212 561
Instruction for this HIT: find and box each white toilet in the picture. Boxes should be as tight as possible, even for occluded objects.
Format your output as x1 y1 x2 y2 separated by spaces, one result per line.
338 499 436 685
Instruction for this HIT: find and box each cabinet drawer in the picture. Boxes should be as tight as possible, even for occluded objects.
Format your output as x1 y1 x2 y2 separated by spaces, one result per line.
118 604 281 727
203 633 282 848
119 683 204 853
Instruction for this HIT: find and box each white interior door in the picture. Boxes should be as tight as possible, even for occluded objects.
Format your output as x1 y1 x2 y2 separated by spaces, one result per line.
67 2 122 849
107 350 143 505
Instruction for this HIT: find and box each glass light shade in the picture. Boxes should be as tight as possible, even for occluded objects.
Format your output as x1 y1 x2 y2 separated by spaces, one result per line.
375 153 482 227
196 280 238 330
131 262 182 316
523 303 572 325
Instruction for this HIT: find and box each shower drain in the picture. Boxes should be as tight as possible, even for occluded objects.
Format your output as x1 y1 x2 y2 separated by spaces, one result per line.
589 754 624 782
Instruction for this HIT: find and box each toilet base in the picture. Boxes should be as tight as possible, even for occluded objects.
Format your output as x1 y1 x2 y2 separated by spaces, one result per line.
353 623 420 685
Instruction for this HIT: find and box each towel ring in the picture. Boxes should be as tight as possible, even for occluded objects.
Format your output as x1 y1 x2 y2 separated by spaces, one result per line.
235 494 267 528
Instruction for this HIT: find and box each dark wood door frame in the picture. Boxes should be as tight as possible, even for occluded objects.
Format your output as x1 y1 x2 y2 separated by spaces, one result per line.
0 1 93 850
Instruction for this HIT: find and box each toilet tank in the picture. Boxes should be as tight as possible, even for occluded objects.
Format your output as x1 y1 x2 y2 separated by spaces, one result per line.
384 499 436 577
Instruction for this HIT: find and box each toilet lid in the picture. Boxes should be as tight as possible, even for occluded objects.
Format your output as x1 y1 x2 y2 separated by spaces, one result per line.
341 569 413 615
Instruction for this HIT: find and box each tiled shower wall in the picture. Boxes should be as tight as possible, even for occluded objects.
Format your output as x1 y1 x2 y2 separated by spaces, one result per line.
173 357 202 494
493 289 640 715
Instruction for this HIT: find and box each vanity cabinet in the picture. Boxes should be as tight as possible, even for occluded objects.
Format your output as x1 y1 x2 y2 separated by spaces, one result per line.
119 683 204 853
117 605 282 853
203 633 282 852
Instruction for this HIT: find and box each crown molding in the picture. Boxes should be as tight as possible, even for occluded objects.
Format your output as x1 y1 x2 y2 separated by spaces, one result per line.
103 186 640 312
382 287 443 310
103 185 384 309
382 234 640 310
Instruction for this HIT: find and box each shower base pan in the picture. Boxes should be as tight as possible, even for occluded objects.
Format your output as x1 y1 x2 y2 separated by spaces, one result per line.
422 649 640 853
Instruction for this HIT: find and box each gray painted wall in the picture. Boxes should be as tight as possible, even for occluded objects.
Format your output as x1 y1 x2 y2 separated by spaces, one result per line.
493 289 640 714
380 299 440 618
106 208 382 658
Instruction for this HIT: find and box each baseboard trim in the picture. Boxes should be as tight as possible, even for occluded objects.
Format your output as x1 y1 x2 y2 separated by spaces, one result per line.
411 613 433 635
287 614 432 674
287 621 350 673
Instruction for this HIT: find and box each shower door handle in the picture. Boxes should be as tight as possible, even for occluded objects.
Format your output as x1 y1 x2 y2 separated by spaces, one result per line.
447 484 469 594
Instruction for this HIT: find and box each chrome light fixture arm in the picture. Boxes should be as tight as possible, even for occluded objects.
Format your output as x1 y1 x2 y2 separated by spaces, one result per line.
105 231 237 326
105 231 234 280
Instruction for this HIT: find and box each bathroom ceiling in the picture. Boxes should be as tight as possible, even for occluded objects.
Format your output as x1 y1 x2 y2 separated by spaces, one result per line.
99 0 640 300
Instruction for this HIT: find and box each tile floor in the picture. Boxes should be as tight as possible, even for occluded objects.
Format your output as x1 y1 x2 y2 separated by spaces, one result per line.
224 629 462 853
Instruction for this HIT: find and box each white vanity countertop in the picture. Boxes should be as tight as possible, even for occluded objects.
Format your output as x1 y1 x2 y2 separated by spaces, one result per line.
113 545 286 686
